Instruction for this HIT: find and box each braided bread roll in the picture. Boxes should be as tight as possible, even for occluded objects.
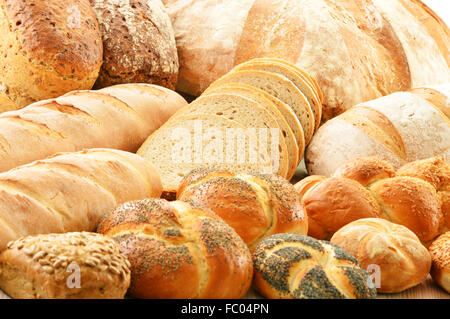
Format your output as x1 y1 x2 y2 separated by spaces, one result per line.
330 218 431 293
97 199 253 299
296 157 445 244
0 148 162 250
0 83 187 172
252 233 377 299
177 167 308 251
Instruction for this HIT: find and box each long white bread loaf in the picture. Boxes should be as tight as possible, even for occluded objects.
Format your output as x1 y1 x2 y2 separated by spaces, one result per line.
0 83 188 172
162 0 450 121
0 148 162 251
306 84 450 176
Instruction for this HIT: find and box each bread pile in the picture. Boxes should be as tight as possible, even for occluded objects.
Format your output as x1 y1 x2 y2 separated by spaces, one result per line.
306 84 450 176
0 0 178 111
296 156 449 245
138 58 323 198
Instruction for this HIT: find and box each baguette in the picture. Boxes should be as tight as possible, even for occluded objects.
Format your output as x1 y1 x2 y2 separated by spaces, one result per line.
0 83 187 172
0 148 162 251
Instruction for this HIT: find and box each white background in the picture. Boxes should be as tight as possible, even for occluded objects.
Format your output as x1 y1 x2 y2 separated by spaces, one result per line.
423 0 450 26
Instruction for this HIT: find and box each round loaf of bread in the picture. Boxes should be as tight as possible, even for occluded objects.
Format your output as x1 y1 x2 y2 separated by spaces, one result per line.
330 218 431 293
0 232 131 299
429 232 450 293
97 198 253 299
252 233 377 299
177 168 308 251
90 0 179 89
0 0 103 110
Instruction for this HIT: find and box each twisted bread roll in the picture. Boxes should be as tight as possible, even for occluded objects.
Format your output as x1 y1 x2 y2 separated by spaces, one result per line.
177 167 308 251
252 233 377 299
429 232 450 293
0 148 162 250
296 157 446 243
97 199 253 299
330 218 431 293
0 83 187 172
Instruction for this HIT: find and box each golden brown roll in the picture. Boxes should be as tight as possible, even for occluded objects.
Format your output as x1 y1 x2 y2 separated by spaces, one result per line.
0 232 131 299
252 233 377 299
293 175 326 200
97 198 253 299
429 232 450 293
176 167 308 251
300 177 382 240
330 218 431 293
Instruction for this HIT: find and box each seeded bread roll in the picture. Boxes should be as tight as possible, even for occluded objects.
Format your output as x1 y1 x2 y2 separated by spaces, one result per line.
331 218 431 293
0 232 131 299
252 233 377 299
429 232 450 293
90 0 179 89
0 0 103 110
177 168 308 251
0 148 162 250
97 199 253 299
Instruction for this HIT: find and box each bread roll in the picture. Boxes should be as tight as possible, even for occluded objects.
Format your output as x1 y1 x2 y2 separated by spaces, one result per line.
252 233 377 299
0 232 131 299
0 0 103 110
306 87 450 176
330 218 431 293
90 0 179 89
0 83 187 172
177 168 308 251
0 148 162 250
97 199 253 299
429 232 450 293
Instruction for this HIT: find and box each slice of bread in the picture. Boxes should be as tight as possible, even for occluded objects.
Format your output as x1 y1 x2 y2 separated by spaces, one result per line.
137 113 272 197
171 93 289 177
233 58 322 131
210 69 315 144
202 84 299 180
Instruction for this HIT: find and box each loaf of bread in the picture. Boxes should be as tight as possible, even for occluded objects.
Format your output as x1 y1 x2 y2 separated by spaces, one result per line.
330 218 431 293
97 199 253 299
0 83 187 172
90 0 179 89
162 0 450 121
0 0 103 111
306 84 450 176
429 232 450 293
0 148 162 251
0 232 131 299
296 157 446 244
177 167 308 251
252 233 377 299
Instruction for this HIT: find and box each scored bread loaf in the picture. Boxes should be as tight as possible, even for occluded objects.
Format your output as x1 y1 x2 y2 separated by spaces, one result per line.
0 232 131 299
90 0 179 89
306 85 450 176
330 218 432 293
296 156 446 244
0 83 187 172
137 113 272 199
97 198 253 299
177 167 308 251
170 93 289 177
163 0 450 121
252 233 377 299
0 148 162 250
0 0 103 111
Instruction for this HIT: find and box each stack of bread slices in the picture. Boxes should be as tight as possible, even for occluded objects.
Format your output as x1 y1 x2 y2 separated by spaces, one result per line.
138 58 323 198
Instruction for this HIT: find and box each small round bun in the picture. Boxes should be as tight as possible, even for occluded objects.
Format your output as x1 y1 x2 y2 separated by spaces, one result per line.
0 232 131 299
177 167 308 251
429 232 450 293
333 157 396 186
252 233 377 299
331 218 431 293
294 175 327 199
97 198 253 299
